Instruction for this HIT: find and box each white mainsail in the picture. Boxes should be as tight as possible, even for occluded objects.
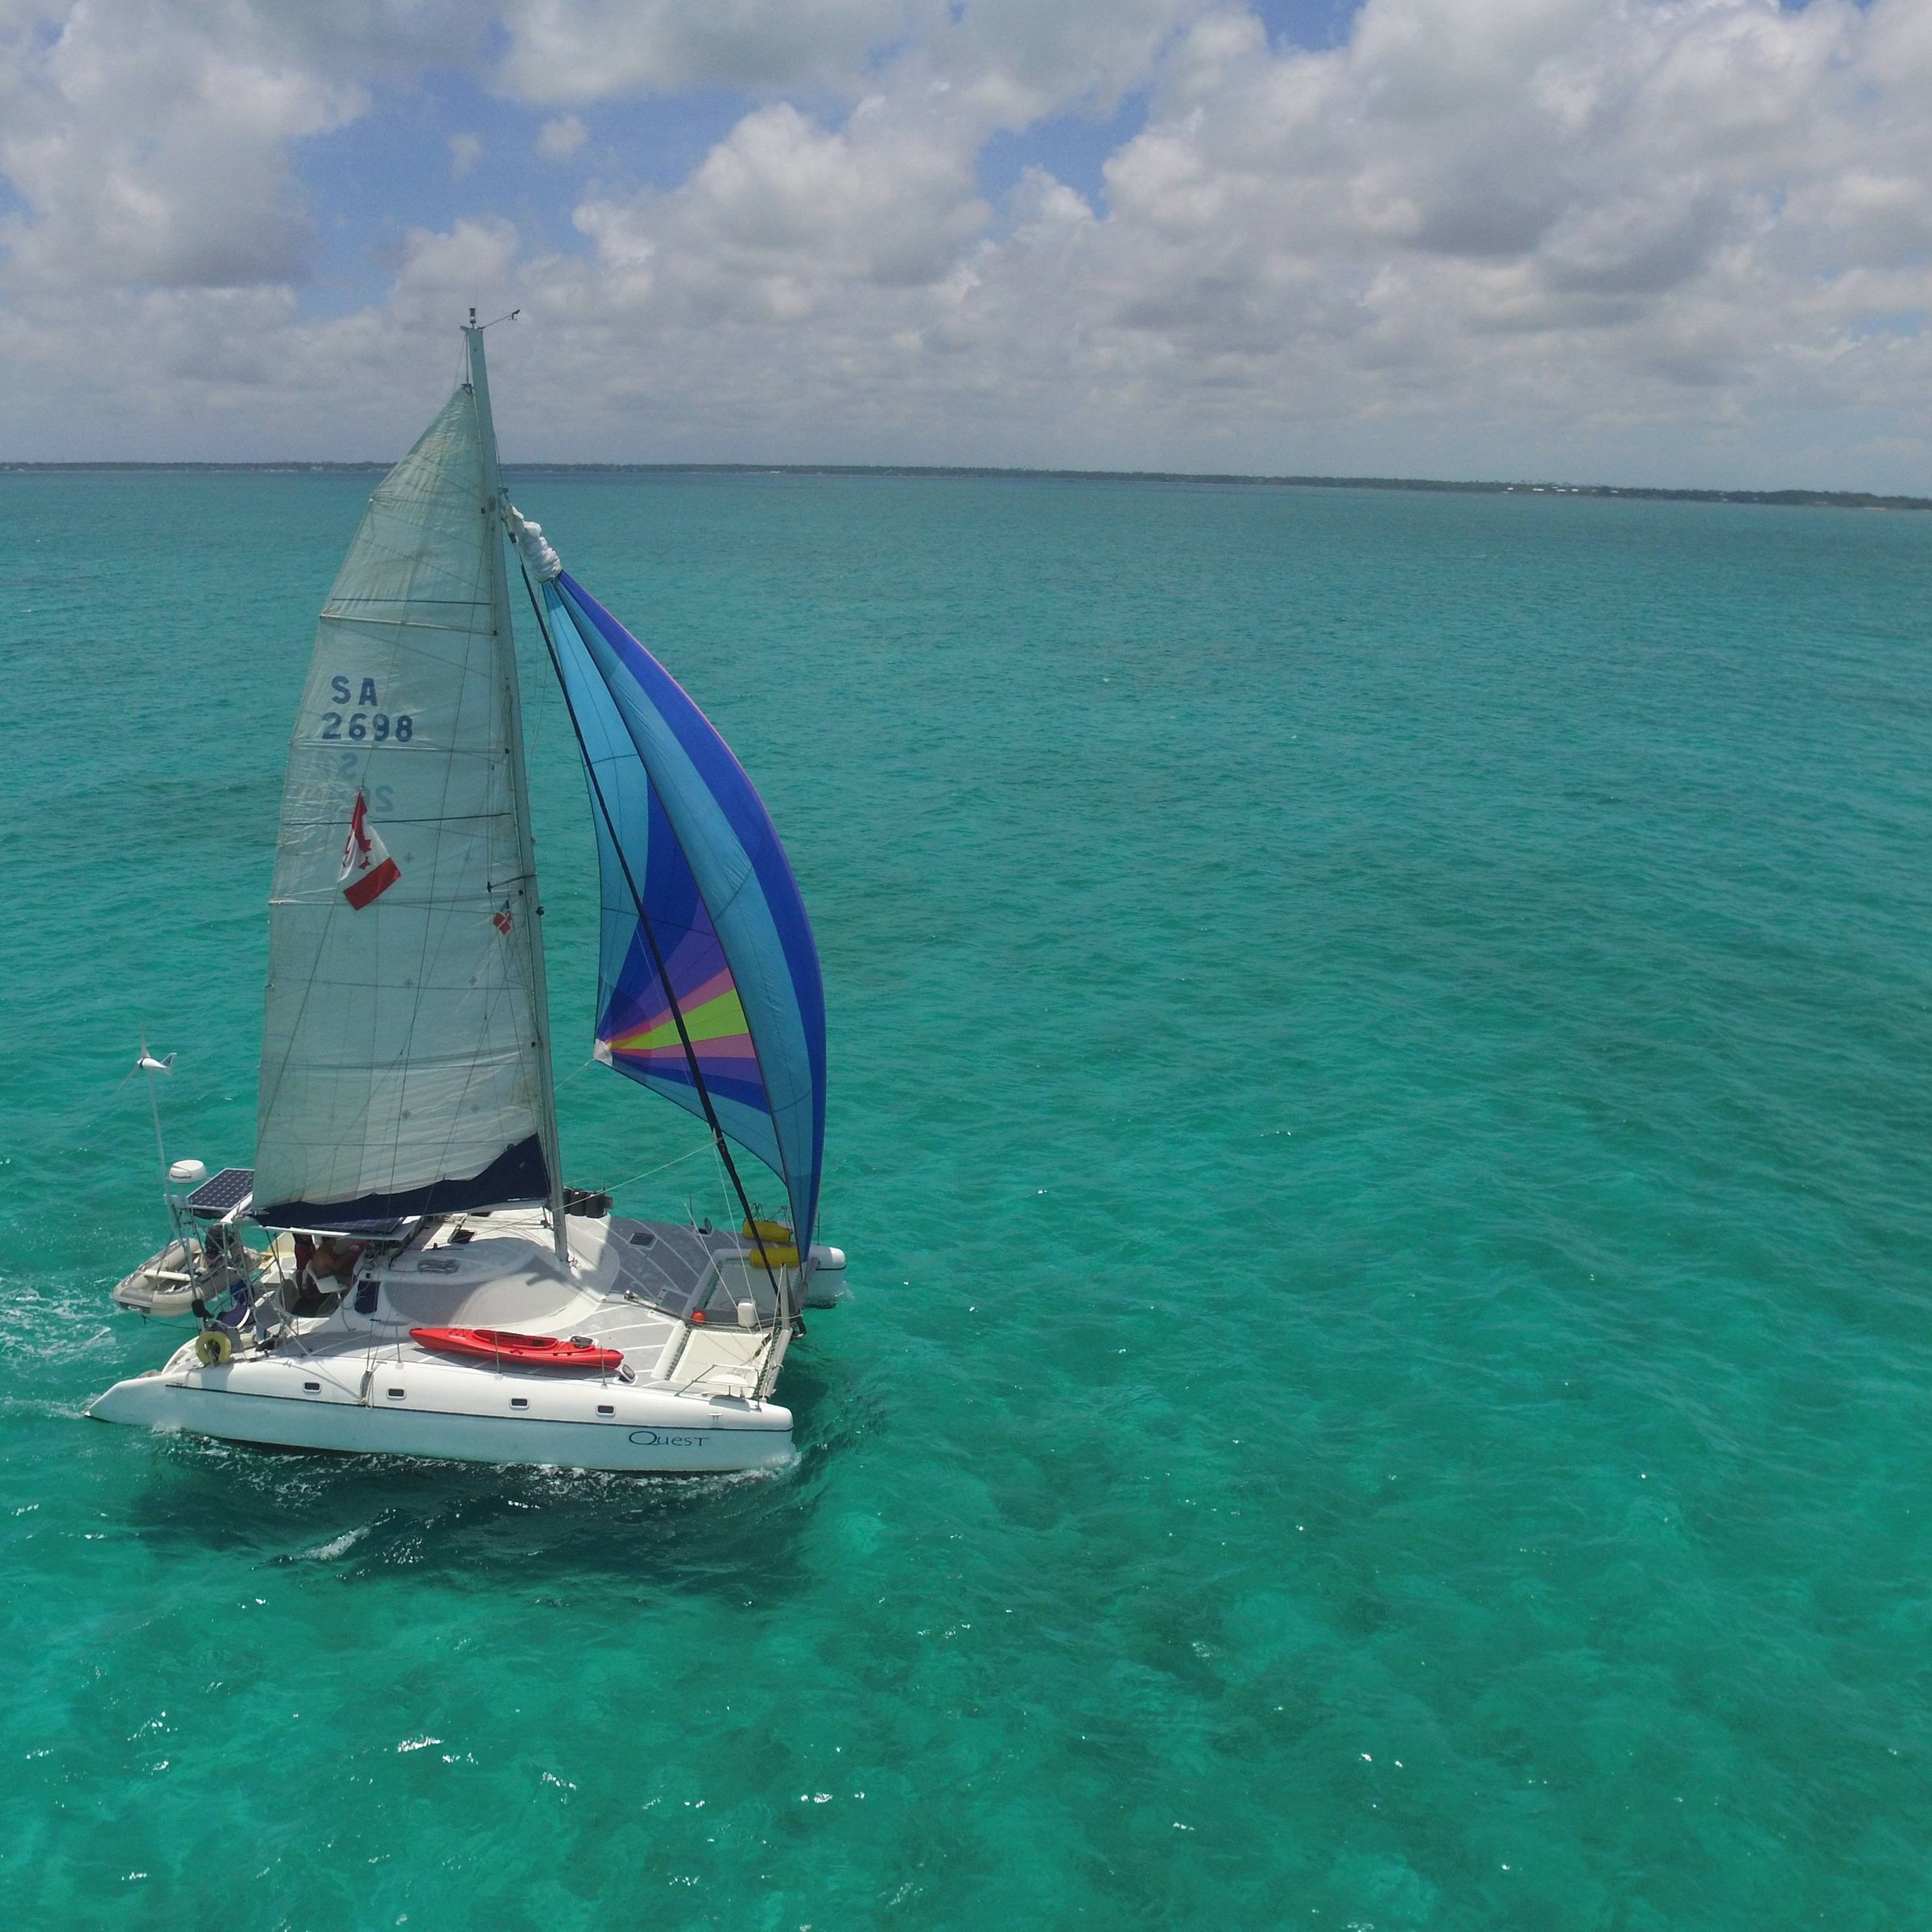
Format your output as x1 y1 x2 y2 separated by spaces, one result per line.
254 364 559 1228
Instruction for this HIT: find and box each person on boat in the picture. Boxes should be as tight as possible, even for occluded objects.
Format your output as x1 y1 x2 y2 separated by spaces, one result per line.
190 1226 253 1323
196 1224 251 1297
288 1234 363 1316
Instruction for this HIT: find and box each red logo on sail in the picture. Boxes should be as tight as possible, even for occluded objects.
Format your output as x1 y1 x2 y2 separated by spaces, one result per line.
338 794 401 910
493 900 514 935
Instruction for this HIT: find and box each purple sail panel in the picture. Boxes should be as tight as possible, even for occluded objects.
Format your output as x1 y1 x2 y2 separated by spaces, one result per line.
596 781 779 1119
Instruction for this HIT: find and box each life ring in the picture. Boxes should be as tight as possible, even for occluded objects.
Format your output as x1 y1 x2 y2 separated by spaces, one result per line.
195 1329 234 1367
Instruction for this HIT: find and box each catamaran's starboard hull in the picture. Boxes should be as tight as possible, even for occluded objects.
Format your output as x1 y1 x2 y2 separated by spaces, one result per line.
88 1371 794 1474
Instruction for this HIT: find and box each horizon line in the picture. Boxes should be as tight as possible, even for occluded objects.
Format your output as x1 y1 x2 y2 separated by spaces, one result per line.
1 459 1926 512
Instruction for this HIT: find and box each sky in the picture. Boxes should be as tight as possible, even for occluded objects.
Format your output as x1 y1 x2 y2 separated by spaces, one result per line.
2 0 1930 489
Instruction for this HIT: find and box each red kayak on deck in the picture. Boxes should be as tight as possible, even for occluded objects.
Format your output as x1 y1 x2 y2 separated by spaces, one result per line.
410 1327 625 1373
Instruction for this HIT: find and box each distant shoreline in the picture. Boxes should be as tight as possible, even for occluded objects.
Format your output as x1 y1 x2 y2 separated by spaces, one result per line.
2 459 1926 512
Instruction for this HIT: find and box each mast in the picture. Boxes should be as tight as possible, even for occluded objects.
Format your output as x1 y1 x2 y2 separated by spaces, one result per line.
465 314 570 1265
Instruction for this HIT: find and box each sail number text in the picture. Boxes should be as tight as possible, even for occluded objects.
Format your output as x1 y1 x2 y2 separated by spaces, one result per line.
320 675 412 744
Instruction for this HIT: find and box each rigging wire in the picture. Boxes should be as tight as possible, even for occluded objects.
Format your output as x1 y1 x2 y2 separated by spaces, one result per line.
601 1137 713 1197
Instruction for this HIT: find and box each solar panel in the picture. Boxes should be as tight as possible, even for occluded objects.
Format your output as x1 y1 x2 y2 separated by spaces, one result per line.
185 1166 254 1217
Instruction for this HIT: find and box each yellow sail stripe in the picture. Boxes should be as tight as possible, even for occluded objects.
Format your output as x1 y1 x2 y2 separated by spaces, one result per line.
611 988 750 1055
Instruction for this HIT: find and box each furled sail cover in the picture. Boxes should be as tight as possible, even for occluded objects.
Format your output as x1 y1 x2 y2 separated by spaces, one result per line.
254 389 551 1227
539 571 825 1250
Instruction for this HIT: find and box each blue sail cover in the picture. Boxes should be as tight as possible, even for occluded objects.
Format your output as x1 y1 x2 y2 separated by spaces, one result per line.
541 572 826 1249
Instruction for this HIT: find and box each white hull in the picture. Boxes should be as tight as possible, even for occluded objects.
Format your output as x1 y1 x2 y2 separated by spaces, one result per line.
91 1208 815 1475
89 1361 791 1473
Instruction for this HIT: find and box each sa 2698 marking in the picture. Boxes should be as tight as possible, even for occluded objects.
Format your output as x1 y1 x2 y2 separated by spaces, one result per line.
319 675 413 744
320 712 412 742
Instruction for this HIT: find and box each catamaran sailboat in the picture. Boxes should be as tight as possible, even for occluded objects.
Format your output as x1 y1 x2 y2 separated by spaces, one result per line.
90 317 839 1473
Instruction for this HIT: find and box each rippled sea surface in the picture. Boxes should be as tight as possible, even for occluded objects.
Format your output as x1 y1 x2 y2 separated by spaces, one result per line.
5 467 1931 1929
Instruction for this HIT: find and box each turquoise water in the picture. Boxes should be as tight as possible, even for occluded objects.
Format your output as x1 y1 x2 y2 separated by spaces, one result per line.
5 468 1932 1928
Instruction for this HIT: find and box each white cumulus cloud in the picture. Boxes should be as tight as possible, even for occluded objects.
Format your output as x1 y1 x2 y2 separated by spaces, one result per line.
0 0 365 291
536 113 586 159
495 0 930 102
1 0 1930 487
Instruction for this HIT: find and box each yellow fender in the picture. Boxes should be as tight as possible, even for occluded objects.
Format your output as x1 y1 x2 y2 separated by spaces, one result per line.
739 1220 799 1269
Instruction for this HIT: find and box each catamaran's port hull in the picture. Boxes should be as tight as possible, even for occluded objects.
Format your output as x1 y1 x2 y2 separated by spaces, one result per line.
87 1374 794 1474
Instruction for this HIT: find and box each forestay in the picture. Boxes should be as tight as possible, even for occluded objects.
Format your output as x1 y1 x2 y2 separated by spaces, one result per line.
523 551 826 1253
254 388 554 1228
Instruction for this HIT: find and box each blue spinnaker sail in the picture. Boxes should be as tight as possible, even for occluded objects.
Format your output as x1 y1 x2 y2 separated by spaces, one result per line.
539 570 826 1251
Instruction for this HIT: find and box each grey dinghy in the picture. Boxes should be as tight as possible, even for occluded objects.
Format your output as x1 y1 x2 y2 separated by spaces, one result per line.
92 319 837 1474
